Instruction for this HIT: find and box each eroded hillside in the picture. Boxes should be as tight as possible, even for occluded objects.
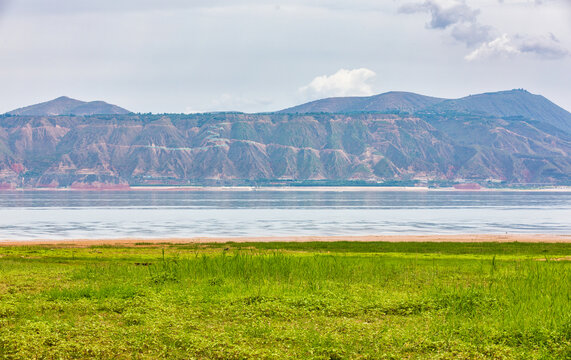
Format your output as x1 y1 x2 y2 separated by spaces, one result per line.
0 111 569 187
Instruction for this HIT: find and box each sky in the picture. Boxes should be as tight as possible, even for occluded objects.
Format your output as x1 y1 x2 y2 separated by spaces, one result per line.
0 0 570 113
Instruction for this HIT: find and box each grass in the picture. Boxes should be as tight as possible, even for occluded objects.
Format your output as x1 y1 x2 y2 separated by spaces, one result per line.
0 242 570 359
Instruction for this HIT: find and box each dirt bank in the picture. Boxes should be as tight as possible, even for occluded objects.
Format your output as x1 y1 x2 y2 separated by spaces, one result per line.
1 234 569 247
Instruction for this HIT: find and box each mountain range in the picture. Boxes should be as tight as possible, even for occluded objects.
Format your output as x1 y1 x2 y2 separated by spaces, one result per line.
0 89 569 188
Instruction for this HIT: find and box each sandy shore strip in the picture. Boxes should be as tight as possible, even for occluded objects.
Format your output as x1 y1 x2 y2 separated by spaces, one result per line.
1 234 570 247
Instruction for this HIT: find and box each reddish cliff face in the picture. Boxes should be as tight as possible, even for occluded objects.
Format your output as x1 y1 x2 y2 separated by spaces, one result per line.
0 111 569 187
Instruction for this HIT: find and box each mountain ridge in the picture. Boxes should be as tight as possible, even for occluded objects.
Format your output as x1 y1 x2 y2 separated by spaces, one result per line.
279 89 571 133
6 96 131 116
279 91 445 114
6 89 571 134
429 89 571 133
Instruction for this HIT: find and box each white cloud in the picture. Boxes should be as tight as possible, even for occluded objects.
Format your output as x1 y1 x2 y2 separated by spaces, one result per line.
299 68 376 99
465 34 520 61
465 33 568 61
400 0 569 61
518 33 568 59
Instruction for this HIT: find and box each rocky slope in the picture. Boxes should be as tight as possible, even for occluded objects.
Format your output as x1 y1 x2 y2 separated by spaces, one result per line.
0 106 569 187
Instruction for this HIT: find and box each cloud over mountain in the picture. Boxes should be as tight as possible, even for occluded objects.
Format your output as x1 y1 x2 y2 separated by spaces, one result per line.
465 34 520 61
299 68 376 100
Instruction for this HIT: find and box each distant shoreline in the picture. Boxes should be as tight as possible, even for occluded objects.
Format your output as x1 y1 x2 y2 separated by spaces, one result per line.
2 185 571 192
2 234 570 246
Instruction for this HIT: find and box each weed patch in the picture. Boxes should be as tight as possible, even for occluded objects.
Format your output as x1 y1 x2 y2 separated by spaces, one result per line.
0 242 569 359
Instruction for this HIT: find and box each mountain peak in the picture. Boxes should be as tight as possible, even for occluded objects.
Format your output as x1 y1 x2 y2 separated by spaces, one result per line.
7 97 130 116
53 95 77 102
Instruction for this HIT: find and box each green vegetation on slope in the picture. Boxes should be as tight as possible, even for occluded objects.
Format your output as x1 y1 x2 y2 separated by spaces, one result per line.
0 242 570 359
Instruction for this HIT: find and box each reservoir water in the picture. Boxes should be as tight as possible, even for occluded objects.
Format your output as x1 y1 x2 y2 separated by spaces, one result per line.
0 190 569 241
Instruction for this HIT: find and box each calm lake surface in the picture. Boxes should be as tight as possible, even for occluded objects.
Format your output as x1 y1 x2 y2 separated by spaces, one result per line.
0 190 570 241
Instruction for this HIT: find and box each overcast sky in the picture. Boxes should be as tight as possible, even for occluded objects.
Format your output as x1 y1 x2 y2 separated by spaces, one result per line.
0 0 570 113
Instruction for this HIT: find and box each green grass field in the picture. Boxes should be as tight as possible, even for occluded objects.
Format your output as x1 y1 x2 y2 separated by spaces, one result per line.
0 242 570 359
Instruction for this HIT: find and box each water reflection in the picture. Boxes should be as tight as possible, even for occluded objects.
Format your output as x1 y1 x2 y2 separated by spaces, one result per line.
1 191 570 240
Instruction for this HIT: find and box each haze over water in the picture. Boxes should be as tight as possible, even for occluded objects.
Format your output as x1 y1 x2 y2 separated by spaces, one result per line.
1 190 570 241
